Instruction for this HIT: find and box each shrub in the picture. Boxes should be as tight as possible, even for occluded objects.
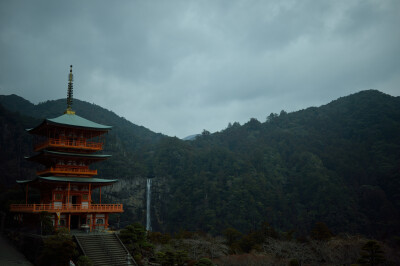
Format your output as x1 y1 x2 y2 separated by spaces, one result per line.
76 255 93 266
288 258 300 266
38 228 78 266
195 258 214 266
310 222 333 240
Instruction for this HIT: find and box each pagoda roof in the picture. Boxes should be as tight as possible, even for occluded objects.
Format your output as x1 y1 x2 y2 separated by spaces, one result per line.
26 150 111 163
16 176 118 185
27 113 112 133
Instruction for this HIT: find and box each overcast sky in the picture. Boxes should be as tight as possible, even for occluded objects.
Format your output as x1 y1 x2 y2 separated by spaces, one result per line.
1 0 399 138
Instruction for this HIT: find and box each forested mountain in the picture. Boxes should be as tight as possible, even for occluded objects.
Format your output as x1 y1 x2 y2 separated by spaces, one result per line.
0 104 40 185
0 94 164 148
0 94 165 180
1 90 399 239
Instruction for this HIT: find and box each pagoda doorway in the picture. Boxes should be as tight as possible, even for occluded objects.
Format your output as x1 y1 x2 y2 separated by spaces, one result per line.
71 215 80 229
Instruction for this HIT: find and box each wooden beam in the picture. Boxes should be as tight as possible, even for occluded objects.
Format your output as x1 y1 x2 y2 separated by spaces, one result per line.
92 214 95 232
89 183 91 206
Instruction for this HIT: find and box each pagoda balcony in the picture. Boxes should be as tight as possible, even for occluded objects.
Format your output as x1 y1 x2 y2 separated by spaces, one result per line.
35 138 103 152
37 167 97 176
10 203 123 213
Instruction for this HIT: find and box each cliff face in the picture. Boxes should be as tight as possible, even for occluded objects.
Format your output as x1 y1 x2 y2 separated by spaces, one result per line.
102 176 170 232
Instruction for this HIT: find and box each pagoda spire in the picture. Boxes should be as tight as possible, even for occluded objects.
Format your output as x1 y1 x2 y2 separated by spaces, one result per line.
65 65 75 114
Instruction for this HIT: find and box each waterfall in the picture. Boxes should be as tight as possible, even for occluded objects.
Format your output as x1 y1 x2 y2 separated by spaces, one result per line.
146 178 152 231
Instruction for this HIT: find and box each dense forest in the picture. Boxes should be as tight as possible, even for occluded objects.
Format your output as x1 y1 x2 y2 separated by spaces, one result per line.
0 90 399 240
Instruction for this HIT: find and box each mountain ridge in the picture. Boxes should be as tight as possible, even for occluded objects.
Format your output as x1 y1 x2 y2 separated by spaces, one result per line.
1 89 399 238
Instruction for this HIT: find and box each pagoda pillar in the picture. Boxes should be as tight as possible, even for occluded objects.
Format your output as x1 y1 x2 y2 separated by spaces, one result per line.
89 183 91 207
92 213 96 231
67 182 70 207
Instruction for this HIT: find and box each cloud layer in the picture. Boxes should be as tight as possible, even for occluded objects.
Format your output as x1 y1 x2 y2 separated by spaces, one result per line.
1 0 399 137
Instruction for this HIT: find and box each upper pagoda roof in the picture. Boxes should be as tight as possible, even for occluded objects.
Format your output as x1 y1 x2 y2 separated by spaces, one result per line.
26 150 111 164
27 113 112 134
28 66 112 134
16 176 118 187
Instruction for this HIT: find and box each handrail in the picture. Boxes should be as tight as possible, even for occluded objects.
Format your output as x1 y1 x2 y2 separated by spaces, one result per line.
37 167 97 176
115 233 138 266
73 235 87 257
10 203 123 213
35 138 103 151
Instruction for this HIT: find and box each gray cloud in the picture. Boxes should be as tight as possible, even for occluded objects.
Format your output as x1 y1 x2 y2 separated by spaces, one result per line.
1 0 399 138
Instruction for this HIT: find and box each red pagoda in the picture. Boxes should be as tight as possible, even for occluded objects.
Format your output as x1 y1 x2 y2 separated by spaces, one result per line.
10 65 123 231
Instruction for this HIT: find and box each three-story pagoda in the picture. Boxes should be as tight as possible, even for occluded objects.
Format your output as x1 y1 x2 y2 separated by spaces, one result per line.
10 66 123 231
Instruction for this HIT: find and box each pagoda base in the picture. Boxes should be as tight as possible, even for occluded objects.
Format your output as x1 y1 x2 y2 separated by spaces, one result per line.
54 213 110 232
10 203 123 213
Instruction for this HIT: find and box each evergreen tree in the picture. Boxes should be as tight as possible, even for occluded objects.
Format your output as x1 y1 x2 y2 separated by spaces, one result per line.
119 223 154 261
357 240 385 265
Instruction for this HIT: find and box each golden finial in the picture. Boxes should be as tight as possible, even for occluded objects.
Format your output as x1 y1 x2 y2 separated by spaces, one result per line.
65 65 75 114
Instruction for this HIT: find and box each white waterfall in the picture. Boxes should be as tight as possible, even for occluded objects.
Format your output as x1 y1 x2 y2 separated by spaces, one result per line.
146 178 152 231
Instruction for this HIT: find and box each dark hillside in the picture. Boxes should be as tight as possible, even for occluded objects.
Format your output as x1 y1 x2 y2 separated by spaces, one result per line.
0 104 39 185
152 90 400 237
1 90 399 239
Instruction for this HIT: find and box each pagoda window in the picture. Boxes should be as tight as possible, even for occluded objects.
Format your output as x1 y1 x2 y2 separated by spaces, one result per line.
96 219 104 224
82 194 89 200
55 193 63 201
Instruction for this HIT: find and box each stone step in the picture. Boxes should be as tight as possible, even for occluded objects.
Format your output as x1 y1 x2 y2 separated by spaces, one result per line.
74 233 136 266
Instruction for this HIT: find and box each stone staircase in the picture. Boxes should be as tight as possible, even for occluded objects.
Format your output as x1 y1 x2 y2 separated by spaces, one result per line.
74 233 137 266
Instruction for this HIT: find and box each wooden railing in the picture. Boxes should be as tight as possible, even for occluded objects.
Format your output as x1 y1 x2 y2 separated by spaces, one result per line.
37 167 97 176
35 138 103 152
10 203 123 213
